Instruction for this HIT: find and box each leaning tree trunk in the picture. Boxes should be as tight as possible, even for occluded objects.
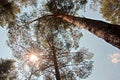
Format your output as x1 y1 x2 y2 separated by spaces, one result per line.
56 14 120 49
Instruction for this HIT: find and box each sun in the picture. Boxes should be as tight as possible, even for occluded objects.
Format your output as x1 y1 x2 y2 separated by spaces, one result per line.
29 54 39 62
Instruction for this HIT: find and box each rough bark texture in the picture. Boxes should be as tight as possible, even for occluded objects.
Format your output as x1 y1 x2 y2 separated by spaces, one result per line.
57 14 120 49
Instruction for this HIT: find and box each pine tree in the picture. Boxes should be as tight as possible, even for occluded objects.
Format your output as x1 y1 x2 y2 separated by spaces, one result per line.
0 58 17 80
55 13 120 49
101 0 120 25
1 0 120 79
7 0 93 80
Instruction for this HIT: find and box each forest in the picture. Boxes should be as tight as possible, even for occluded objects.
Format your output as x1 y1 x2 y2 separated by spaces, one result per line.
0 0 120 80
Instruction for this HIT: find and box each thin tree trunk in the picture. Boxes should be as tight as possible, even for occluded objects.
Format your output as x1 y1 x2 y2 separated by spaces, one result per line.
28 73 32 80
56 14 120 49
52 46 61 80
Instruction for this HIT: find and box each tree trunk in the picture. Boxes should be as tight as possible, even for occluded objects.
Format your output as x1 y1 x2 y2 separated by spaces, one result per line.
52 46 61 80
56 14 120 49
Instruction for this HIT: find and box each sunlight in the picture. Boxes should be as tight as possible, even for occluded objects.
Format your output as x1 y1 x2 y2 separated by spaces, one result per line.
29 54 39 62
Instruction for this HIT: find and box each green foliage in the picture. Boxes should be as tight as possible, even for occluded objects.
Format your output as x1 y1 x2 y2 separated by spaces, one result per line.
3 0 94 80
8 15 93 80
0 58 17 80
101 0 120 25
0 0 20 27
45 0 87 15
8 15 94 80
2 0 120 79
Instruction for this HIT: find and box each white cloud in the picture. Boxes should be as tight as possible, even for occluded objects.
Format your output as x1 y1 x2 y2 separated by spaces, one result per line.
109 53 120 64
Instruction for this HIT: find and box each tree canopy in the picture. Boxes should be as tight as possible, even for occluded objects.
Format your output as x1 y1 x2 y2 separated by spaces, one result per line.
0 0 20 27
0 58 17 80
0 0 120 80
101 0 120 25
7 0 94 79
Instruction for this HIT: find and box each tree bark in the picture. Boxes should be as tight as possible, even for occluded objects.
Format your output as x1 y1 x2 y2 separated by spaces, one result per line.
56 14 120 49
52 46 61 80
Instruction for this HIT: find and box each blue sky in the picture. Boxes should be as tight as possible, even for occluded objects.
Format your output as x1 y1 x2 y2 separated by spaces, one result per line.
78 3 120 80
0 1 120 80
0 27 12 59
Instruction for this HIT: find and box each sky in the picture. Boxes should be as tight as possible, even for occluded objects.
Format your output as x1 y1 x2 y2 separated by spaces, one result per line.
0 0 120 80
78 2 120 80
